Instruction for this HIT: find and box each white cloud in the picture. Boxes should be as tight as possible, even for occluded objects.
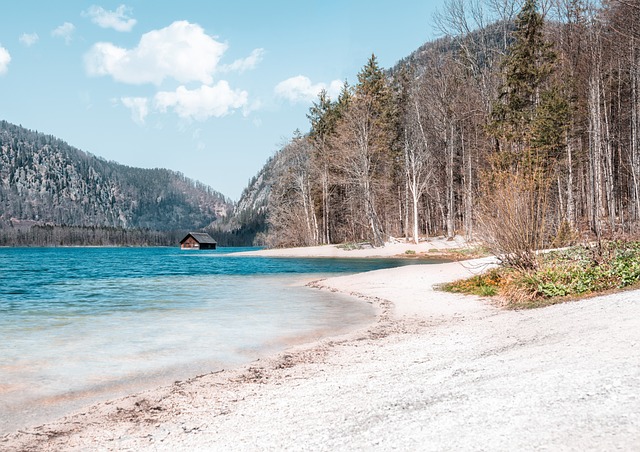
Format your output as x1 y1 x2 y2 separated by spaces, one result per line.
154 82 248 121
220 48 264 73
243 99 262 117
19 33 39 47
84 5 136 32
84 20 227 85
274 76 342 103
52 22 75 45
121 97 149 124
0 45 10 74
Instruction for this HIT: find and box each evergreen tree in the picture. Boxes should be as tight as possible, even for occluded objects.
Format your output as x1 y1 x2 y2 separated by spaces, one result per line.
336 81 352 115
308 90 332 137
490 0 561 159
356 54 397 140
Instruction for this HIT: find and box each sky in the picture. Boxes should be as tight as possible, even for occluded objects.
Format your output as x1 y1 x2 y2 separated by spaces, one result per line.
0 1 443 200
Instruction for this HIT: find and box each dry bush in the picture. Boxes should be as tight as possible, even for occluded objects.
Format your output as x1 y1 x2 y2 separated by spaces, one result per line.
551 220 579 248
477 170 549 270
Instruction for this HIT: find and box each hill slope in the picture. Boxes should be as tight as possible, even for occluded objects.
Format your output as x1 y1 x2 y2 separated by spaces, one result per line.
0 120 231 231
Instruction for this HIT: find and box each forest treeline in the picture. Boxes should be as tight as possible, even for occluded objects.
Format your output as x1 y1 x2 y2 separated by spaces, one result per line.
247 0 640 256
0 223 185 247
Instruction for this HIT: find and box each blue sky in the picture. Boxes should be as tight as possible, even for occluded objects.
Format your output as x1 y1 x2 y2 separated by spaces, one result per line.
0 1 442 200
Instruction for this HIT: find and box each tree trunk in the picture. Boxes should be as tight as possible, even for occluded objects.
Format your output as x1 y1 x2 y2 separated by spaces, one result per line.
589 70 604 238
566 135 575 227
631 45 640 222
446 122 455 240
602 83 616 232
412 189 420 245
463 128 473 240
322 164 330 244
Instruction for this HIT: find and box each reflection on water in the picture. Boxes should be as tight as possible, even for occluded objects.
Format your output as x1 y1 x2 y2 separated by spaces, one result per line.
0 247 432 433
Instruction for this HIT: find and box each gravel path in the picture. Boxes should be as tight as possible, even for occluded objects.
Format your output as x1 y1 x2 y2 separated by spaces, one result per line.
3 259 640 451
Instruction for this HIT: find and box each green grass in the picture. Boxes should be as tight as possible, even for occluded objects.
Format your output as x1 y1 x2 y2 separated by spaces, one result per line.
441 268 503 298
441 240 640 309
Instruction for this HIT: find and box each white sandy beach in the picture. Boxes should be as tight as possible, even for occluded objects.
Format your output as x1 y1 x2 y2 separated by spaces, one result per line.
232 236 473 259
3 243 640 451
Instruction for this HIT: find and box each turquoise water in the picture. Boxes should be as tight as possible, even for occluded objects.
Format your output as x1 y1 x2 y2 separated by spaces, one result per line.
0 247 426 432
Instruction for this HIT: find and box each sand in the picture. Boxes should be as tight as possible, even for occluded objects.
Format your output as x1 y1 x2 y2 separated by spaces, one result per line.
3 244 640 451
231 235 474 259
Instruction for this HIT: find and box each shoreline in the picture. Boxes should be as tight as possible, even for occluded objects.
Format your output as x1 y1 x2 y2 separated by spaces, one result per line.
3 254 640 450
229 235 476 259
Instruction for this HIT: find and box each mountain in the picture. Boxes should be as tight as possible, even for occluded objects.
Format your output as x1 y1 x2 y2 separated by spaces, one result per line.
0 120 232 232
206 154 274 246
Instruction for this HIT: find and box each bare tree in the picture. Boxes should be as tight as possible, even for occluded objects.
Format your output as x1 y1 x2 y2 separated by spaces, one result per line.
264 134 319 247
403 85 436 243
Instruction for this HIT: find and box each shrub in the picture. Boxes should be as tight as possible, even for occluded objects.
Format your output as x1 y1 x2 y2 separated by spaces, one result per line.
443 240 640 308
477 171 548 271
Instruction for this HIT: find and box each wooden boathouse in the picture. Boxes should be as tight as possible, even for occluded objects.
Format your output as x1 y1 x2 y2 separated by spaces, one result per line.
180 232 217 250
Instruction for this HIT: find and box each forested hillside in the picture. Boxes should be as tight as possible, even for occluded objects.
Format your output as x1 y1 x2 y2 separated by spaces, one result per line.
231 0 640 252
205 156 273 246
0 120 232 243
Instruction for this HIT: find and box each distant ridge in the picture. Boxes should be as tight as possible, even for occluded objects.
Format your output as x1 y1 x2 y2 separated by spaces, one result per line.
0 120 232 232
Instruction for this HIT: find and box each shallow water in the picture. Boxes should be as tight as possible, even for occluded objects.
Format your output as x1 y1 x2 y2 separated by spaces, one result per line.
0 247 429 432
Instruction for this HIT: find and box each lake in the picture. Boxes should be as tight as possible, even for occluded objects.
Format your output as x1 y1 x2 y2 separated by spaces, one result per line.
0 247 430 433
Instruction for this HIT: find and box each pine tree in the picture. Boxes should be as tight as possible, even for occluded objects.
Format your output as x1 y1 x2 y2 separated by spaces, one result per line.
490 0 560 157
336 81 352 114
355 54 396 140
